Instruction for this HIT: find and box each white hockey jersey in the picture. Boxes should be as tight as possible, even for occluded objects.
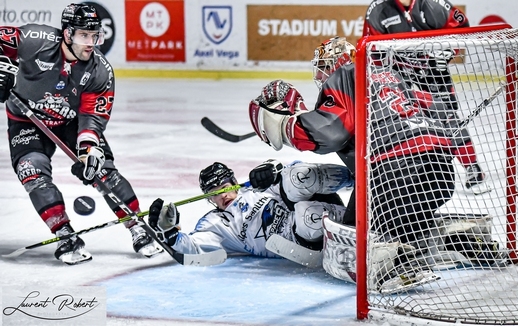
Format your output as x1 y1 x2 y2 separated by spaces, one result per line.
172 162 352 256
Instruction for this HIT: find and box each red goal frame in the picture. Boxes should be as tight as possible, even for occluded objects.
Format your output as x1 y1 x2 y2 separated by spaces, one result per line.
354 23 517 321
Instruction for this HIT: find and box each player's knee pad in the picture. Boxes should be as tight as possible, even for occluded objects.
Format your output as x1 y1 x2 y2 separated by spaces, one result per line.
294 201 346 241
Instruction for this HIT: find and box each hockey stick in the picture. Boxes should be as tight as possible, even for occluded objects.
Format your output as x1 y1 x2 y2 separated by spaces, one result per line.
8 93 229 266
452 84 504 137
265 234 323 268
201 117 256 142
3 182 249 259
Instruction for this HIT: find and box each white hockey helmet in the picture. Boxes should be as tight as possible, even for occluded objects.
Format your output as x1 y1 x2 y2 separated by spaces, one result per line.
311 36 356 89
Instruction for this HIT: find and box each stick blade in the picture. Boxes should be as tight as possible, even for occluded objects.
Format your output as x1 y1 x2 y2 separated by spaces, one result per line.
181 249 227 266
266 234 323 268
201 117 255 143
2 248 29 258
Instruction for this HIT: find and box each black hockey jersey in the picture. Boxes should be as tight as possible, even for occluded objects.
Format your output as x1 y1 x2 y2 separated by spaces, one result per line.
1 24 114 144
363 0 469 36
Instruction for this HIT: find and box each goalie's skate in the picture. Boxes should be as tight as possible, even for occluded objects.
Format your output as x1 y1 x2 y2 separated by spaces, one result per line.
54 224 92 265
378 269 440 294
465 164 491 195
130 224 163 258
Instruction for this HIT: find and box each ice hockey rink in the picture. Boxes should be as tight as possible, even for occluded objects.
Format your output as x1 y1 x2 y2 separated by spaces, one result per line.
0 78 382 326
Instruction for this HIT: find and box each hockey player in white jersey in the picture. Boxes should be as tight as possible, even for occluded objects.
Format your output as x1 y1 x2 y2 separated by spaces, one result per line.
148 160 352 257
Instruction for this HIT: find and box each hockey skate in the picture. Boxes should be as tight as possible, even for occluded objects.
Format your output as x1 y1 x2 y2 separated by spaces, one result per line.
465 164 491 195
418 213 509 269
54 224 92 265
378 264 440 294
130 224 163 258
444 234 507 267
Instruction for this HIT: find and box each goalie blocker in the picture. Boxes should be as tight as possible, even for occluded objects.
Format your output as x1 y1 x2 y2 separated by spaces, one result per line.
322 211 507 294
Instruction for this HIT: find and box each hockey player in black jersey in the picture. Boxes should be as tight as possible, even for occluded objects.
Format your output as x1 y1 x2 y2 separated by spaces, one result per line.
0 4 162 264
362 0 488 194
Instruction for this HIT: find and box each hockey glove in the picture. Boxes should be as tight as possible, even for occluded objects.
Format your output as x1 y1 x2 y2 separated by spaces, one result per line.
249 159 284 191
148 198 180 246
71 141 105 185
0 55 18 103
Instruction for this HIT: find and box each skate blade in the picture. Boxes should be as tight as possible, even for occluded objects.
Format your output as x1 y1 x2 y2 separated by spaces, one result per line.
138 243 164 258
467 182 492 195
379 271 440 294
59 248 93 265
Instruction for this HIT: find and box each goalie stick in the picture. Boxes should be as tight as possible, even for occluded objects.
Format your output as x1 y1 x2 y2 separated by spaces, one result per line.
201 117 256 142
265 234 323 268
3 182 248 264
9 93 236 266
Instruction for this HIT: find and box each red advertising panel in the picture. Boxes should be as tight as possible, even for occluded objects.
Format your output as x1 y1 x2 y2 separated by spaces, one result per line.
125 0 185 62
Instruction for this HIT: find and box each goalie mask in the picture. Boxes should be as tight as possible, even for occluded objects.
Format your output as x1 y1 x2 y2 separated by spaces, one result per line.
199 162 238 194
61 4 105 47
312 37 356 89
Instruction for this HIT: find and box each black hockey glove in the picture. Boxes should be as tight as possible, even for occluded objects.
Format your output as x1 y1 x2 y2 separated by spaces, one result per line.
249 159 284 191
0 55 18 103
78 141 105 179
71 141 105 185
71 161 91 185
148 198 180 246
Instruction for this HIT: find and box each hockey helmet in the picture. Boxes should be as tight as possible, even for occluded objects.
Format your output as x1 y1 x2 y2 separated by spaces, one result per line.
199 162 238 194
311 36 356 89
61 4 101 31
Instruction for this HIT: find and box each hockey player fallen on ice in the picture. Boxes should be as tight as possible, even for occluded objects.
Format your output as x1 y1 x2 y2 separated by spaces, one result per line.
247 37 506 288
362 0 489 194
148 161 352 263
1 4 162 265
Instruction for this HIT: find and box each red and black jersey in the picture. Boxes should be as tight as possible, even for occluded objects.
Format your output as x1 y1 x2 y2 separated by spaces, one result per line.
0 24 114 144
363 0 469 37
289 63 454 164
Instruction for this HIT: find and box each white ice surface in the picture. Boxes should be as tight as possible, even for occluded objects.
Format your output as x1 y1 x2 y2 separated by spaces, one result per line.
0 78 380 325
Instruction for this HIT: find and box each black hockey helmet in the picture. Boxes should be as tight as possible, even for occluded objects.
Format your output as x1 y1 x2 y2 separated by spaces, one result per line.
199 162 237 194
61 3 101 31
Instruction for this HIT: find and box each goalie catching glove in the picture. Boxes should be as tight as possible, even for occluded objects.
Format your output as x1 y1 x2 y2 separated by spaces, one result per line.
0 55 18 103
148 198 181 246
71 141 105 185
249 80 311 151
249 159 284 191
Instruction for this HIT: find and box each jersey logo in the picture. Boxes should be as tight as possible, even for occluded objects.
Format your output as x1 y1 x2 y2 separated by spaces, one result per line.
55 81 65 90
79 72 91 86
28 93 76 126
381 15 401 28
289 166 317 189
16 157 42 184
256 199 289 240
35 59 54 71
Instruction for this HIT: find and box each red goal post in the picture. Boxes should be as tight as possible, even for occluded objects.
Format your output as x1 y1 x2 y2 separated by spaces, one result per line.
355 24 518 324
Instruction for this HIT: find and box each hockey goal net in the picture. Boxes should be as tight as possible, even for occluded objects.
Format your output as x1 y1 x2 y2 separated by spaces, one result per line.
355 24 518 325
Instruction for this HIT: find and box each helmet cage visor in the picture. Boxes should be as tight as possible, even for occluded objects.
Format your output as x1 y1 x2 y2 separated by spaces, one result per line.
67 27 105 46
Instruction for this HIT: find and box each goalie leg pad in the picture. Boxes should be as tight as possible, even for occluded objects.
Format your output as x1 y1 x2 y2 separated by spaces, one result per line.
322 212 437 293
322 211 358 284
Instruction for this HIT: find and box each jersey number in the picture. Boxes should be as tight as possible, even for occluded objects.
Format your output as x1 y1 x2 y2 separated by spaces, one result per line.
94 96 114 115
378 87 418 117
